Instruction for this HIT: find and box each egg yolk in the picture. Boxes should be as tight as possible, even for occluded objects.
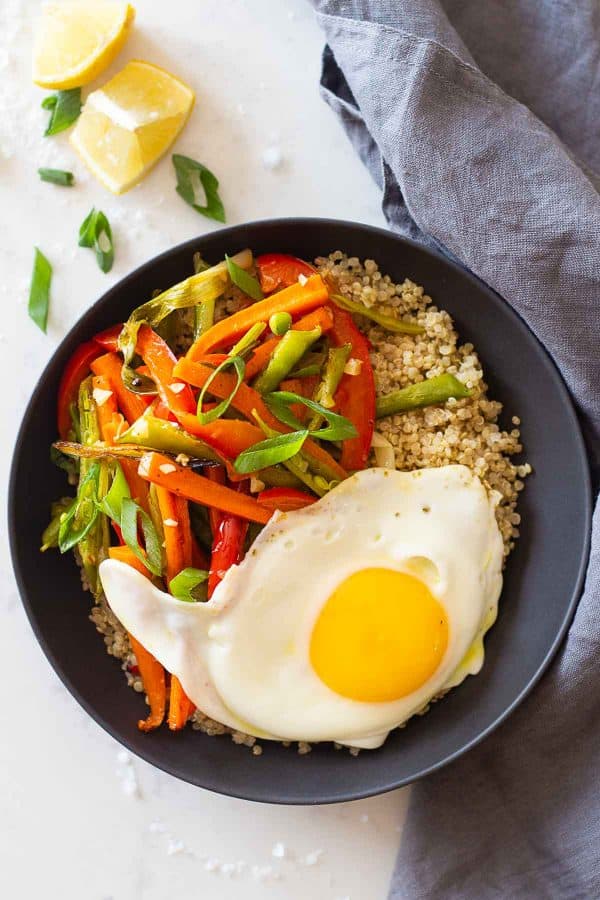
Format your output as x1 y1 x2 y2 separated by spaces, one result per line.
309 568 448 703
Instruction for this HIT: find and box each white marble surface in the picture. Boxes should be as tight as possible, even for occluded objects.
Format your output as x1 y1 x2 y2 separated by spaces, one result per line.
0 2 410 898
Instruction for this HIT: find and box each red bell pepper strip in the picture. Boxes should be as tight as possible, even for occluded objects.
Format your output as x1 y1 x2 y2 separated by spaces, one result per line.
329 305 375 471
57 340 104 439
208 480 249 597
255 253 316 294
93 324 123 353
257 487 316 512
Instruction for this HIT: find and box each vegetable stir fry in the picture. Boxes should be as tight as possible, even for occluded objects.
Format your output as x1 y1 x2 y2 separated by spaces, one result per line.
43 249 470 733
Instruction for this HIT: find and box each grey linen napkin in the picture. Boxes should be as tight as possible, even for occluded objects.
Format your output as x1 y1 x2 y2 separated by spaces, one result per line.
307 2 600 897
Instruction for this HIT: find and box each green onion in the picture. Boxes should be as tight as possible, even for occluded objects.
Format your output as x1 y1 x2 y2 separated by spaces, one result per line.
57 463 101 552
264 391 357 442
98 463 130 524
225 254 263 301
309 343 351 430
230 322 266 357
250 413 333 497
330 292 424 335
38 167 74 186
234 430 309 475
121 497 163 577
193 252 214 338
41 497 76 552
170 567 209 602
118 250 252 394
254 327 322 394
375 374 471 418
78 208 114 273
28 247 52 333
286 364 321 378
269 311 292 336
172 154 226 223
42 88 82 136
197 355 245 425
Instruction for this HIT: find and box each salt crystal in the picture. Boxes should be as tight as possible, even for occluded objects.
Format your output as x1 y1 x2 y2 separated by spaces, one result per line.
261 146 283 170
271 841 286 858
167 838 185 856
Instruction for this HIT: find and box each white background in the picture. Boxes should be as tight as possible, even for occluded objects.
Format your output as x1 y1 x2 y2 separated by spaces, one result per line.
0 2 411 898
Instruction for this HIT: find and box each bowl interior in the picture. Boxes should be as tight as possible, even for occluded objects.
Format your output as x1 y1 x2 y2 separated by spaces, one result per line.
9 219 591 804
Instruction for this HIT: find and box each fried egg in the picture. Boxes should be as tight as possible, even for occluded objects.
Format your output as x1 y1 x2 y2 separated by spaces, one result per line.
99 465 503 748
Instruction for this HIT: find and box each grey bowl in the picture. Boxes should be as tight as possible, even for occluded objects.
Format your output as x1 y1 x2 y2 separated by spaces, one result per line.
9 218 592 804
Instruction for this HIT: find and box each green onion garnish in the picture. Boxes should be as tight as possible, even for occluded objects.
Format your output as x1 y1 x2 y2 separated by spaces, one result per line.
78 208 114 273
172 154 226 223
98 463 131 524
170 567 209 602
226 254 263 301
121 497 163 577
38 167 75 187
42 89 82 137
57 463 101 553
264 391 357 442
234 430 309 475
28 247 52 333
197 355 245 425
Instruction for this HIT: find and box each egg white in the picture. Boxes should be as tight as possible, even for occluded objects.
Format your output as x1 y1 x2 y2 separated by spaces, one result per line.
100 465 503 748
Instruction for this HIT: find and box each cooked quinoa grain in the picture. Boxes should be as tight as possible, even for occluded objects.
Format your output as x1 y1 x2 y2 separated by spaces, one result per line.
88 250 528 754
316 252 529 557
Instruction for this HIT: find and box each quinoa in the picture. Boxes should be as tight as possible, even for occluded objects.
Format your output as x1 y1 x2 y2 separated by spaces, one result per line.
316 251 530 557
88 250 528 753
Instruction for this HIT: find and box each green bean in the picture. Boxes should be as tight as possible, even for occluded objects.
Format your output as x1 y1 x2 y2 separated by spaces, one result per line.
77 378 110 596
376 374 471 419
253 326 322 394
331 292 424 335
118 415 221 463
309 343 351 431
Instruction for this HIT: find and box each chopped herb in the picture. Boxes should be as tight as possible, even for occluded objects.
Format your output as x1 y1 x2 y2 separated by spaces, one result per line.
57 463 101 552
264 390 357 442
78 208 114 273
98 463 131 524
38 167 74 187
42 88 82 137
121 497 163 577
197 355 245 425
234 430 309 474
172 154 226 223
170 567 209 602
226 254 263 301
28 247 52 333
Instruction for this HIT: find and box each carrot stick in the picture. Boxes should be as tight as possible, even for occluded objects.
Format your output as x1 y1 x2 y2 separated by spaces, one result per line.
168 677 195 732
91 352 150 424
153 486 197 731
108 544 150 576
136 325 196 416
138 453 272 525
173 359 347 481
176 413 265 459
108 546 166 732
245 306 334 381
92 374 118 430
186 274 329 359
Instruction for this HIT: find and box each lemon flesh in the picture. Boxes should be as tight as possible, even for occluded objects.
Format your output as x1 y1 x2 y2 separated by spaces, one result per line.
70 60 195 194
33 1 135 90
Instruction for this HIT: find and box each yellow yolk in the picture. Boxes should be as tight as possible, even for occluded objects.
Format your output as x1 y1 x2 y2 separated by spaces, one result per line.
310 569 449 702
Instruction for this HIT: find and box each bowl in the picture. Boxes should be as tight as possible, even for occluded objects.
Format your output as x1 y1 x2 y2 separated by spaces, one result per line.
9 218 592 804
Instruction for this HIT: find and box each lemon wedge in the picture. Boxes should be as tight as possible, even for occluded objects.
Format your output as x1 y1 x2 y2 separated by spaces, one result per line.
33 1 135 90
70 60 195 194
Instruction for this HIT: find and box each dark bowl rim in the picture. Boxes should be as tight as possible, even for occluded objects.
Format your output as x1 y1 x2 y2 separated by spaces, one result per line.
8 216 593 804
